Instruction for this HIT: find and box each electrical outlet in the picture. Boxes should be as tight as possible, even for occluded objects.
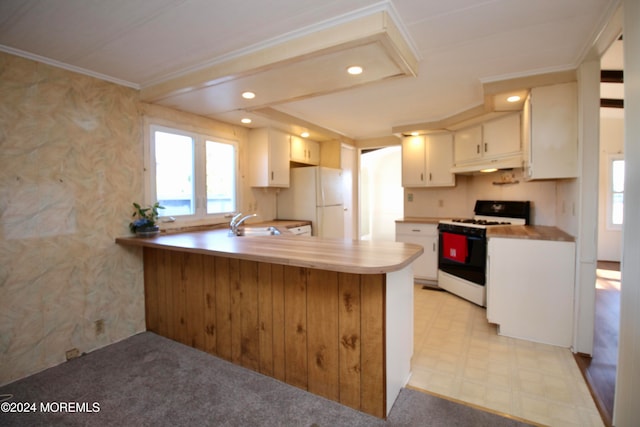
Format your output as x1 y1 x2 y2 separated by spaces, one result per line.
95 319 105 335
438 199 444 208
407 193 413 202
65 348 80 361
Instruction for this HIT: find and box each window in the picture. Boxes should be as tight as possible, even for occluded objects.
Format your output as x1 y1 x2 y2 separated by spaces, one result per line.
608 155 624 229
149 124 238 224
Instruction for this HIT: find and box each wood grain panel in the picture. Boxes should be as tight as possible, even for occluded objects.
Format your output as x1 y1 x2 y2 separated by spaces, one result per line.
284 266 308 389
360 274 386 418
158 249 171 339
230 258 242 364
143 248 159 332
239 260 260 371
307 269 339 400
184 253 205 350
338 272 362 409
271 264 286 382
258 262 274 376
203 255 217 354
142 249 390 418
214 256 232 361
171 252 188 345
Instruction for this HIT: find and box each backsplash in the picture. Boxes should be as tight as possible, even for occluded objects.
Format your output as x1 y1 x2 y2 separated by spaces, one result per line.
404 169 572 227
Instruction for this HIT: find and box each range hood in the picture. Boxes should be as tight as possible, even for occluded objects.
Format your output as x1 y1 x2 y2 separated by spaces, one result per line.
450 155 524 174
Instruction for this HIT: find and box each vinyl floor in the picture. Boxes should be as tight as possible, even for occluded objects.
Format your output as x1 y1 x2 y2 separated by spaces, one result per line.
408 285 604 427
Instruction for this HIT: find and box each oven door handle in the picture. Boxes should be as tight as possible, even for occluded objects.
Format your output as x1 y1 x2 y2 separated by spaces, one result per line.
439 232 484 242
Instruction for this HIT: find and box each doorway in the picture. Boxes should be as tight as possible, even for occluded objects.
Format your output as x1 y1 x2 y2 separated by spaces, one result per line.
359 146 402 241
574 35 624 427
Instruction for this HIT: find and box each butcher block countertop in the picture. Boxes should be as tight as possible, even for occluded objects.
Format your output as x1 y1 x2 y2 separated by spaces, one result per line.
116 228 423 275
487 225 575 242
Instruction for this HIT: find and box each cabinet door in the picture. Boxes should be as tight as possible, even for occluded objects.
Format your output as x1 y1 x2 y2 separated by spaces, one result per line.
454 125 482 164
526 82 578 180
483 114 521 158
268 129 290 186
290 135 306 163
426 133 455 187
401 136 427 187
290 136 320 165
396 223 438 280
306 140 320 165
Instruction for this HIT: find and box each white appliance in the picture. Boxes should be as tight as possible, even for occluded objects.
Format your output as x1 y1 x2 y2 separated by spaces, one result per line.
437 200 530 306
277 167 344 238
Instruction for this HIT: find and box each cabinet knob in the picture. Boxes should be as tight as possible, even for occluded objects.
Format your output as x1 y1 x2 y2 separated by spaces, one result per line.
476 144 480 154
484 143 488 152
420 173 424 181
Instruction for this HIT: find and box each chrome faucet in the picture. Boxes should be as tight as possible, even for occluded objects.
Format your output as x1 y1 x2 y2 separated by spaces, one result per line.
229 213 257 236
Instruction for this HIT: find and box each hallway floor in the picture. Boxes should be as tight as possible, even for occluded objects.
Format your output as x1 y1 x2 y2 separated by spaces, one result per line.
408 286 603 427
574 261 620 427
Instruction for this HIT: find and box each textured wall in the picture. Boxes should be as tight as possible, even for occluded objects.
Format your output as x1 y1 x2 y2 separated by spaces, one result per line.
0 52 145 385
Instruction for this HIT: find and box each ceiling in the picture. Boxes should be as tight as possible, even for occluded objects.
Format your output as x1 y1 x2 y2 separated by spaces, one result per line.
0 0 620 141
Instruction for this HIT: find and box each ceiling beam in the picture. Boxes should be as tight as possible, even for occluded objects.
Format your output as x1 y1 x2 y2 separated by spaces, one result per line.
601 98 624 108
601 70 624 83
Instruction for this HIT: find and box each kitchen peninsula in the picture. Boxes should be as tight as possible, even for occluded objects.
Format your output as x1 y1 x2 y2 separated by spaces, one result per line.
116 229 423 418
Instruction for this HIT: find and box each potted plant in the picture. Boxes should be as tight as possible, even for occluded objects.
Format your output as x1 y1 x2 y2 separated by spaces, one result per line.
129 202 164 237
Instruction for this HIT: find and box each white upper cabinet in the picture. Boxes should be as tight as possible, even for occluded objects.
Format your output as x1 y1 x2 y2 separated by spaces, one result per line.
453 125 482 164
248 128 290 187
453 113 522 169
402 133 455 187
483 113 521 159
290 135 320 165
523 82 578 180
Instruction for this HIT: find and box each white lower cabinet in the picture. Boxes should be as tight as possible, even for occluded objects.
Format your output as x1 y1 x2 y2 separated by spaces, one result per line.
396 223 438 281
487 237 575 347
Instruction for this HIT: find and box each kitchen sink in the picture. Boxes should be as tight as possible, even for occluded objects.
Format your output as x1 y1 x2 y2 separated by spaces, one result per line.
234 226 281 236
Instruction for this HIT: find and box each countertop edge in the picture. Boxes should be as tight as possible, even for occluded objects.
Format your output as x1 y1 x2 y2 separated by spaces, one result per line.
116 231 424 275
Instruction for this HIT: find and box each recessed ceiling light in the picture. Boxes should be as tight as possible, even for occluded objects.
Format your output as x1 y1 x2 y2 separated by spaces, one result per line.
241 118 252 124
410 131 420 136
242 91 256 99
301 131 310 138
347 65 363 75
507 95 521 103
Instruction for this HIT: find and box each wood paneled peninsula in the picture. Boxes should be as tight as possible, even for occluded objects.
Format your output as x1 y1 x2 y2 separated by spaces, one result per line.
116 229 423 418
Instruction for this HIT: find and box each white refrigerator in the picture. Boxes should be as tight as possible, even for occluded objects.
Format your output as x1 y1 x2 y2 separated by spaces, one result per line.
277 166 344 238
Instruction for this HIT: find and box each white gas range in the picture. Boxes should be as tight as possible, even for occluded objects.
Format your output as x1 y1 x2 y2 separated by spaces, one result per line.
437 200 531 306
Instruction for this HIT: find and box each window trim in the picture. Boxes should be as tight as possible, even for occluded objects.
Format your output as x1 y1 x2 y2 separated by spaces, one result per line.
606 154 624 231
144 120 240 230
